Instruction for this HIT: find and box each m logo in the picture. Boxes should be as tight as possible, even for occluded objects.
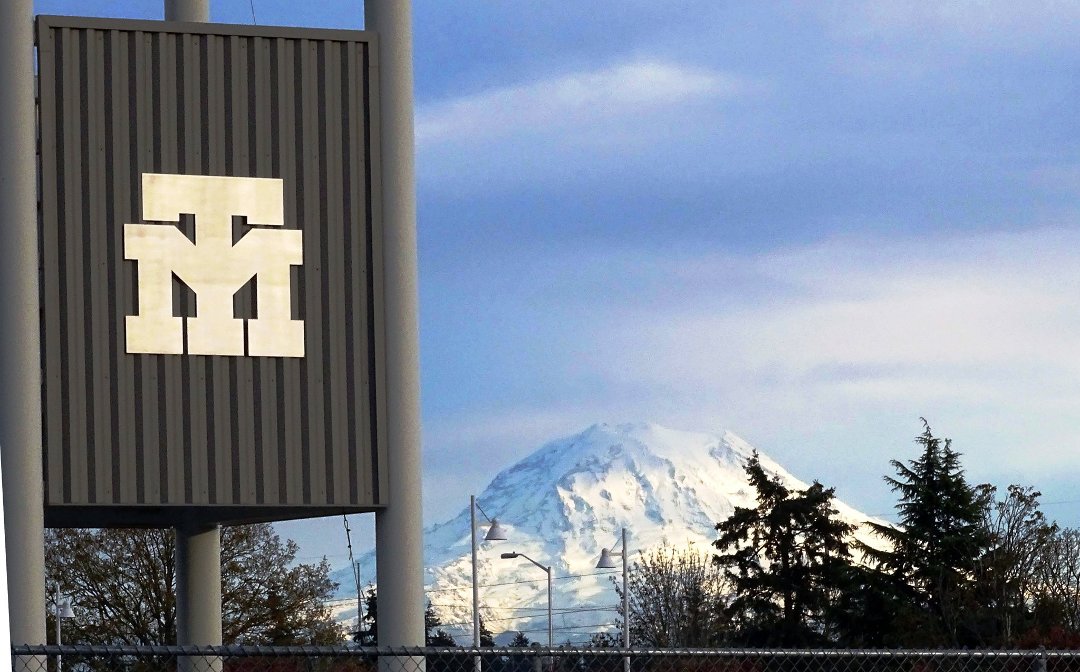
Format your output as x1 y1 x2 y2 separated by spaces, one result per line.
124 173 304 357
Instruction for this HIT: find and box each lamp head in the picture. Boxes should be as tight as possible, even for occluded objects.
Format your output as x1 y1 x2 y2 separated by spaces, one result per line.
500 552 519 559
596 548 619 569
57 601 75 619
484 519 508 541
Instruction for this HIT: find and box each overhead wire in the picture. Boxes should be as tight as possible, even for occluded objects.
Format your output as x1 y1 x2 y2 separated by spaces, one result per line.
432 605 618 618
425 570 618 594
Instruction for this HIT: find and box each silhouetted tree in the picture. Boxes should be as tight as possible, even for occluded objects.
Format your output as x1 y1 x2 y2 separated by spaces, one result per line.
45 524 341 646
863 420 989 646
426 601 458 646
587 632 619 647
714 451 857 646
508 631 532 647
1033 527 1080 640
479 615 495 646
971 484 1058 645
356 584 378 644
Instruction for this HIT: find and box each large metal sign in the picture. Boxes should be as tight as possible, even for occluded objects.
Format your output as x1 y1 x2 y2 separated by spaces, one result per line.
35 16 388 527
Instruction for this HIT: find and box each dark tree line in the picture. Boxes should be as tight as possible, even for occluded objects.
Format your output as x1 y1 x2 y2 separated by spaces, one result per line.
617 420 1080 648
45 523 340 645
354 587 493 646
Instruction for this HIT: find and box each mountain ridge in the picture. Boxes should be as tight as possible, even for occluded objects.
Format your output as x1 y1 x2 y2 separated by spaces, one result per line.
331 422 885 643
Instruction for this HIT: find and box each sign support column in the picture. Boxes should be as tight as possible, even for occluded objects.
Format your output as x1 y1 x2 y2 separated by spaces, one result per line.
366 0 426 656
176 523 222 671
164 0 209 22
0 0 47 648
164 0 223 662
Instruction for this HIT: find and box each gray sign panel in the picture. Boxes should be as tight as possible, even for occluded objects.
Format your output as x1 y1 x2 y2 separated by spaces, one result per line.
35 16 387 526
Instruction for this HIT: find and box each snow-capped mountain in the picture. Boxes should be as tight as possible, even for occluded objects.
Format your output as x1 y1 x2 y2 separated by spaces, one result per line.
333 422 885 644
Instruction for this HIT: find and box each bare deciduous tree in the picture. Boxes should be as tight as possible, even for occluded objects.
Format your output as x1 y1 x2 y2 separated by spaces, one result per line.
1036 528 1080 633
615 542 729 647
46 524 341 645
974 484 1057 644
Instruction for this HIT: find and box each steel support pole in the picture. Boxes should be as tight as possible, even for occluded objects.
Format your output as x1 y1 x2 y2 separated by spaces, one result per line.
546 567 553 649
471 496 482 672
367 0 426 661
545 565 552 672
621 528 629 672
355 560 363 639
0 0 47 651
54 585 62 672
164 0 210 22
176 523 222 672
163 3 221 669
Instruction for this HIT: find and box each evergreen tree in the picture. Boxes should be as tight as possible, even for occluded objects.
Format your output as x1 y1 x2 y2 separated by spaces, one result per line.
356 590 465 647
863 419 990 646
355 585 378 645
587 632 619 647
714 451 856 646
425 600 458 646
508 631 531 647
479 615 495 646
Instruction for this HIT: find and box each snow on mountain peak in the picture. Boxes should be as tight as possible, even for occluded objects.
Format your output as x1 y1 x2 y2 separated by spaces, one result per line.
335 422 883 644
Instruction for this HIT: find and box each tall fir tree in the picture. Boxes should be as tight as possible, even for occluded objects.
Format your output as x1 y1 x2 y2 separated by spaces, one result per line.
478 615 495 646
425 601 458 646
863 419 990 646
355 585 378 645
508 631 532 647
714 451 857 646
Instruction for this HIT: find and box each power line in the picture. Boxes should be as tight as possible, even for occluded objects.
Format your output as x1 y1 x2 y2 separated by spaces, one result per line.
436 609 622 622
510 623 619 636
326 570 616 605
431 605 617 615
426 570 618 594
438 606 620 629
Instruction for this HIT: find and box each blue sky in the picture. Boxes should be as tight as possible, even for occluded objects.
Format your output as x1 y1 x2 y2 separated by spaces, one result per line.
35 1 1080 568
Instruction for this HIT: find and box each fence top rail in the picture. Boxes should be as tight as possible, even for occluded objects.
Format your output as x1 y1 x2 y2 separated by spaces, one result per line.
9 645 1079 657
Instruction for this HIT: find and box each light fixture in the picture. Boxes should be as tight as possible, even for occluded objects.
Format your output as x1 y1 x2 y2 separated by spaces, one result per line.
595 528 630 672
54 584 75 672
471 495 507 672
484 518 507 541
596 548 618 569
501 551 552 650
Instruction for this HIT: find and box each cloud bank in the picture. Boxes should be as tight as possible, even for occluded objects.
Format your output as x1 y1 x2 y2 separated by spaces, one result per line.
423 227 1080 523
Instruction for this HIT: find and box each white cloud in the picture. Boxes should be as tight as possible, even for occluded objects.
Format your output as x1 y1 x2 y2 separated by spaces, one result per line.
807 1 1080 82
590 228 1080 464
816 1 1080 47
416 60 751 145
422 227 1080 523
603 229 1080 379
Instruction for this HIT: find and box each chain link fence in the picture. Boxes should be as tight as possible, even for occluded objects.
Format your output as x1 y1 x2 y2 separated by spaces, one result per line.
9 646 1073 672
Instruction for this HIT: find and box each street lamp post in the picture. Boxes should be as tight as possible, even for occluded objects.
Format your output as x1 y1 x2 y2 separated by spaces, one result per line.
596 528 630 672
471 495 507 672
53 584 74 672
500 552 552 649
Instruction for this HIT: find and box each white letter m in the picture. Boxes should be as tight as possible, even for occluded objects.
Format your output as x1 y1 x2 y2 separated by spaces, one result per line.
124 173 304 357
